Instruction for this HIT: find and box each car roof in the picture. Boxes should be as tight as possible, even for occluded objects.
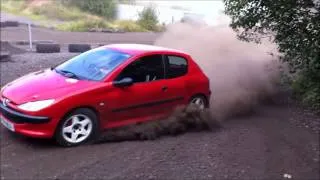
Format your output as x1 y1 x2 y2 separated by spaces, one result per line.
103 43 188 56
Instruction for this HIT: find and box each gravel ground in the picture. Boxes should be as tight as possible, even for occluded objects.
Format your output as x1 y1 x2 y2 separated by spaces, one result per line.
0 52 77 84
0 51 319 180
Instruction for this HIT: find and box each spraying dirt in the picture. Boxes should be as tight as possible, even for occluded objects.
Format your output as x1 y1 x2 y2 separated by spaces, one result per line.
97 104 221 143
154 22 282 120
98 21 283 143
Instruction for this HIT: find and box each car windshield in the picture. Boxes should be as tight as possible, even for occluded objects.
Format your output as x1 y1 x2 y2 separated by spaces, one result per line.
54 48 132 81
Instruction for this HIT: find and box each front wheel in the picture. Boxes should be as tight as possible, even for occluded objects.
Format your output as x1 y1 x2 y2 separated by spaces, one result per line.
55 108 99 147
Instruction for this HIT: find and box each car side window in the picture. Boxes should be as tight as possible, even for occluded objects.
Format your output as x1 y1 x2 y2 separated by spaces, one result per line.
165 55 188 79
116 54 165 83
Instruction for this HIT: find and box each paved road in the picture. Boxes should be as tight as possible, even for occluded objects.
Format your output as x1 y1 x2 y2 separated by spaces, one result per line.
1 26 160 45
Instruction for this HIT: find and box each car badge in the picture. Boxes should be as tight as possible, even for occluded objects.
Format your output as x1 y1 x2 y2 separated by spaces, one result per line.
2 98 10 107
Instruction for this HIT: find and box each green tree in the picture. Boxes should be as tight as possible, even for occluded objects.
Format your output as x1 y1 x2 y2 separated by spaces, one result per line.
137 5 159 31
224 0 320 110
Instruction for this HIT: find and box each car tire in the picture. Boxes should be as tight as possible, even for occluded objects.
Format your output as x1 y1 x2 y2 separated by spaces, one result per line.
68 44 91 53
0 21 19 27
0 51 11 62
189 95 208 110
36 43 60 53
55 108 100 147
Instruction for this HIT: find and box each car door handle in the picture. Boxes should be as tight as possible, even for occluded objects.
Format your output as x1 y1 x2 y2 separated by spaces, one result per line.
162 86 168 91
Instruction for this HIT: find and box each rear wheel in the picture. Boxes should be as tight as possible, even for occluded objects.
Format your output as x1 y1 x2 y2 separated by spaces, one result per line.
55 108 99 147
189 95 208 110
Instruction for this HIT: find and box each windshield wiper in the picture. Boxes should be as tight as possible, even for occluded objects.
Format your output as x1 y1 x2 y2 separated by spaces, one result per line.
55 69 81 79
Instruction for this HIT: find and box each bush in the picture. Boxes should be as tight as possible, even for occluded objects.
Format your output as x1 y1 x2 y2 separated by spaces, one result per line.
292 70 320 112
67 0 117 20
137 6 159 31
56 18 111 32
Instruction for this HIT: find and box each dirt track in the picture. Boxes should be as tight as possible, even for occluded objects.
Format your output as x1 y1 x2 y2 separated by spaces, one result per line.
0 26 319 180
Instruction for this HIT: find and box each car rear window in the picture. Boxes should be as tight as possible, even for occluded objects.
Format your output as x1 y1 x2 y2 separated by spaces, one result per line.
165 55 188 79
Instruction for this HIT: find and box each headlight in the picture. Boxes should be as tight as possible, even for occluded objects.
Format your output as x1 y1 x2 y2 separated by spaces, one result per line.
18 99 55 112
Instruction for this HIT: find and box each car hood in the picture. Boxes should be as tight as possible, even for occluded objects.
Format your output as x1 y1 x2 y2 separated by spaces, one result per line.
1 69 99 104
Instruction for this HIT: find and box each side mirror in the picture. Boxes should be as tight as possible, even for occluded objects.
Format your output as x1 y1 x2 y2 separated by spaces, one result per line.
113 77 134 87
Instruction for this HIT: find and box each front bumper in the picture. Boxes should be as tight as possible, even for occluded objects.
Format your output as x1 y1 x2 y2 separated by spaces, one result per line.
0 102 50 124
0 101 55 138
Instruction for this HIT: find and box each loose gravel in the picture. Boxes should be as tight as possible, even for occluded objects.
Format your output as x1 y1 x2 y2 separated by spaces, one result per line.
0 52 78 85
0 50 319 180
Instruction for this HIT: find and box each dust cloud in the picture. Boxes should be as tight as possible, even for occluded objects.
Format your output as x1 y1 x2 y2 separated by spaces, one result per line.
97 21 283 143
154 22 282 120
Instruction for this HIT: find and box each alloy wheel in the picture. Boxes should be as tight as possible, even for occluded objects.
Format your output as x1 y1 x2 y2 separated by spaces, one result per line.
62 114 93 144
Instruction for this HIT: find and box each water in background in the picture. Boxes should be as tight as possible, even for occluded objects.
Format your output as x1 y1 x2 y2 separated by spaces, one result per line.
116 3 230 26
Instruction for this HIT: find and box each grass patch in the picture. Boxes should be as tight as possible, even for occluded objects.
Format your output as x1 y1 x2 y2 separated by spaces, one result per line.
1 0 63 27
56 18 112 32
111 20 148 32
30 2 86 21
1 1 95 23
1 0 44 21
1 0 26 14
57 19 152 32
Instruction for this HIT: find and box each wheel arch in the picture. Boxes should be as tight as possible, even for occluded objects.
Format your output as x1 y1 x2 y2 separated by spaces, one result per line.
61 105 100 121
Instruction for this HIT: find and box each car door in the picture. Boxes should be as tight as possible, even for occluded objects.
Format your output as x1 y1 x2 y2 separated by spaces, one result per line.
102 54 171 127
161 54 190 110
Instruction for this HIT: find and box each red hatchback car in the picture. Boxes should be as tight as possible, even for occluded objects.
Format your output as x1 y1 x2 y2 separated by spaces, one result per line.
0 44 211 146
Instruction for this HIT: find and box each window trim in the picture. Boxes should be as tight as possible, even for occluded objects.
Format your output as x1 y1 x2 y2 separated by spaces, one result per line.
163 54 189 79
161 54 167 79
